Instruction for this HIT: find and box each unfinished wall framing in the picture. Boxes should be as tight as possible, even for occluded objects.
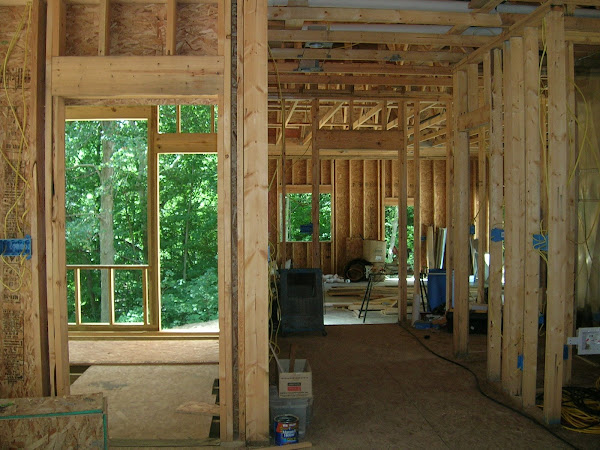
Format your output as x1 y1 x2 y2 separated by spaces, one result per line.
3 0 600 444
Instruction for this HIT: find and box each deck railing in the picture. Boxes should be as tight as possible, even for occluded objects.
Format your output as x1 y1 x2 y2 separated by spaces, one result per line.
66 264 152 329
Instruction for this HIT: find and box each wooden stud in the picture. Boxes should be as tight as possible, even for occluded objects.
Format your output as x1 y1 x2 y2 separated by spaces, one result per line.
98 0 110 56
50 97 69 395
218 0 234 439
505 36 526 398
501 40 512 388
522 27 541 407
478 54 490 307
45 0 68 397
108 269 115 325
167 0 177 55
147 108 161 329
452 69 469 357
398 102 408 322
413 102 422 303
445 99 454 311
563 41 577 386
241 0 269 440
311 100 320 268
544 9 569 425
29 0 49 397
75 269 81 325
487 48 503 382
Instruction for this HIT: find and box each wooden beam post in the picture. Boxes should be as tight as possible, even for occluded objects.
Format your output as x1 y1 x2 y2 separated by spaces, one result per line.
453 69 469 356
413 101 422 314
167 0 177 55
45 0 69 397
218 0 233 439
501 40 512 387
504 36 526 398
311 99 320 267
544 8 569 425
31 0 49 397
240 0 269 441
563 41 577 386
398 102 408 322
487 47 503 382
522 26 541 407
98 0 110 55
147 109 160 329
478 55 490 307
445 99 454 312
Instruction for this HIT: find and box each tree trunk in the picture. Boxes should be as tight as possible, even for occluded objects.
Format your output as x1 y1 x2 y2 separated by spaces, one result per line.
387 207 399 262
182 162 197 281
137 148 148 262
99 121 116 323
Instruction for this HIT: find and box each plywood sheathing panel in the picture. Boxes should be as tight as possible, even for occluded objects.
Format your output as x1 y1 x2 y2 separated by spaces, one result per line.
349 161 363 239
363 160 378 240
421 159 434 267
335 160 350 275
321 160 331 185
0 5 42 398
65 4 98 56
407 160 415 198
292 157 306 184
0 393 106 448
433 160 446 228
111 3 167 56
177 3 218 56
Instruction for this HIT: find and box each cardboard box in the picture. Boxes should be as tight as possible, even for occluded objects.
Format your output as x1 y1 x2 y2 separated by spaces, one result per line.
363 240 386 263
278 359 312 398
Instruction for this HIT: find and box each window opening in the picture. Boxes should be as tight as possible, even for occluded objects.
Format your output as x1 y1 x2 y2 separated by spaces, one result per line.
284 193 332 242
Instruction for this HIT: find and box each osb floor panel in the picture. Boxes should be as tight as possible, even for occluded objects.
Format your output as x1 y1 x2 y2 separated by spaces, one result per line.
275 324 599 449
70 365 218 443
69 339 219 365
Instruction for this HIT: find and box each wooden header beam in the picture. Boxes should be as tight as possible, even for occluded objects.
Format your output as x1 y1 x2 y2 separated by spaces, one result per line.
315 130 402 151
268 62 453 76
268 6 503 28
269 48 465 63
52 56 223 98
269 30 492 48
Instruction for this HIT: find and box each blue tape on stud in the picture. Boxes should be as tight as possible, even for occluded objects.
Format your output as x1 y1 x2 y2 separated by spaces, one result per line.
539 315 545 325
517 354 524 371
564 345 570 360
421 236 426 241
0 235 32 259
533 233 548 251
491 228 504 242
469 224 475 235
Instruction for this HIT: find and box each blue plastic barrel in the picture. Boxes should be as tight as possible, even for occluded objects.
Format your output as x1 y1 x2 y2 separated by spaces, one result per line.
427 269 446 312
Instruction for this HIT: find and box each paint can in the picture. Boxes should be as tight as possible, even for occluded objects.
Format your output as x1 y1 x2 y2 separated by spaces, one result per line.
273 414 299 445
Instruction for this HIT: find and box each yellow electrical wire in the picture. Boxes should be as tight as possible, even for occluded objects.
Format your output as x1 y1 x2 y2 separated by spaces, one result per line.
0 2 33 292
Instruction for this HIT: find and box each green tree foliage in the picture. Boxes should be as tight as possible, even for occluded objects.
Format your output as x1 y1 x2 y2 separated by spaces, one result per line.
159 153 218 328
384 205 414 272
65 120 148 323
65 105 219 329
285 193 332 242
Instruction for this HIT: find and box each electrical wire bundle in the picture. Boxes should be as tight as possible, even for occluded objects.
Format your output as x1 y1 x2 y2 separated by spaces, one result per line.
560 383 600 434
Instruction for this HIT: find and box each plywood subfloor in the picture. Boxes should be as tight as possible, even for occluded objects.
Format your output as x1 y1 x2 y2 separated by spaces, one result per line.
70 365 218 444
275 324 598 449
69 339 219 365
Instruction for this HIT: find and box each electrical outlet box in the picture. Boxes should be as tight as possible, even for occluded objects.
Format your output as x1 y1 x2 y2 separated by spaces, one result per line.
567 327 600 355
